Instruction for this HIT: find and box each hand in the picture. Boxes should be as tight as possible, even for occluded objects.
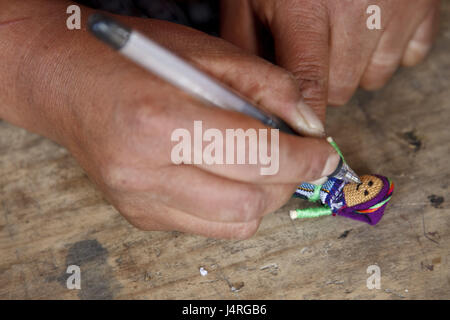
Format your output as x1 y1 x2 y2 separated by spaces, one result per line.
221 0 441 116
1 1 339 239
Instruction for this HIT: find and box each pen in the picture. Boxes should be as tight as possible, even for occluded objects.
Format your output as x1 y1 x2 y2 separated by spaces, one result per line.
87 13 361 184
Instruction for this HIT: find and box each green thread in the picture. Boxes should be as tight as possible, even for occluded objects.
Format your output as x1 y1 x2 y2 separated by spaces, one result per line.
309 184 322 203
368 196 392 209
327 137 346 164
294 206 332 219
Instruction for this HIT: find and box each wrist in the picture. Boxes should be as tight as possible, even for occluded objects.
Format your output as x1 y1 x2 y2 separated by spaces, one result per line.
0 1 93 147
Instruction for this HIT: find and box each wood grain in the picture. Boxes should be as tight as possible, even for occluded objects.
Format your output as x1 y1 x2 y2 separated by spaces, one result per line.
1 4 449 299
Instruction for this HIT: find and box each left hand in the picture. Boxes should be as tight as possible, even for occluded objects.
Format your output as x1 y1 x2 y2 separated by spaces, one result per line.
221 0 441 119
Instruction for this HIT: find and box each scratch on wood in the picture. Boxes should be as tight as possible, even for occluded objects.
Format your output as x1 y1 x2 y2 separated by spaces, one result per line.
422 213 440 245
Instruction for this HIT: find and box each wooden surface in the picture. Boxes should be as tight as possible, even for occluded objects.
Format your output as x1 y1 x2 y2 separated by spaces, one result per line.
1 7 449 300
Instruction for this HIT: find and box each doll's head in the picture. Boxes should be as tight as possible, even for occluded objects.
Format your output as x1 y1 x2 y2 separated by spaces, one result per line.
293 174 394 225
337 174 394 225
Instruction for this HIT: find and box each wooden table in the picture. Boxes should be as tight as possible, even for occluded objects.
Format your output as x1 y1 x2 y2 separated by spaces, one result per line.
1 5 449 300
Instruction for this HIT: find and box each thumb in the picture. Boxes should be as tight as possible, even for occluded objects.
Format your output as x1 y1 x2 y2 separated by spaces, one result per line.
204 53 326 137
268 1 330 122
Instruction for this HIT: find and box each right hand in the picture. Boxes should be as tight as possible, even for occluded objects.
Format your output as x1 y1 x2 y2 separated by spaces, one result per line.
2 3 339 238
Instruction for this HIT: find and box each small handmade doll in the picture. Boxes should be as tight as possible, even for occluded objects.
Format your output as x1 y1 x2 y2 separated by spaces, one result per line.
290 139 394 226
291 174 394 225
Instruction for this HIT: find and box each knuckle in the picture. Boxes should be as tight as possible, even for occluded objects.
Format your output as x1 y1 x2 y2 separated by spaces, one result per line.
133 103 168 135
361 54 400 91
208 52 250 85
231 220 261 240
328 84 357 106
100 164 132 191
237 188 267 221
213 55 288 106
291 56 327 82
100 163 152 192
242 64 302 116
119 94 170 136
300 79 327 106
364 52 400 79
115 202 166 231
370 52 400 70
402 41 431 67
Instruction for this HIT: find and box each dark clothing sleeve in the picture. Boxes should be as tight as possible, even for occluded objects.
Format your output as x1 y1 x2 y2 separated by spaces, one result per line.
75 0 219 35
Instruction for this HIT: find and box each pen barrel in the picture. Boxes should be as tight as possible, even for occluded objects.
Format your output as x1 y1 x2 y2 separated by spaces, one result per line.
121 32 275 122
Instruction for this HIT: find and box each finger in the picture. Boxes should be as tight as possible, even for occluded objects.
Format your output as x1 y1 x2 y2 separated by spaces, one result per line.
327 3 384 106
106 163 296 223
402 2 440 67
220 0 260 54
177 106 339 184
195 49 326 137
168 103 339 184
194 128 340 185
360 4 431 91
163 204 262 240
267 0 330 122
134 17 325 137
117 198 263 239
160 166 296 223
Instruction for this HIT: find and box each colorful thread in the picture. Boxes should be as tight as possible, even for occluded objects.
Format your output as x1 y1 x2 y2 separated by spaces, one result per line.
309 184 322 203
290 206 332 219
327 137 346 164
355 179 394 214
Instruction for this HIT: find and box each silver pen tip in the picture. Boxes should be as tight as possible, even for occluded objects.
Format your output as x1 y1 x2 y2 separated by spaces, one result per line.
344 164 361 184
330 159 361 184
347 173 362 184
343 165 361 183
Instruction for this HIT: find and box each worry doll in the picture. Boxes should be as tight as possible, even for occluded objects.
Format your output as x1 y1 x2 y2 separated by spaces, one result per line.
290 139 394 226
291 174 394 225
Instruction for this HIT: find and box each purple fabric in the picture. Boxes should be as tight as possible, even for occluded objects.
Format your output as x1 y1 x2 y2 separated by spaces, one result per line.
337 175 391 225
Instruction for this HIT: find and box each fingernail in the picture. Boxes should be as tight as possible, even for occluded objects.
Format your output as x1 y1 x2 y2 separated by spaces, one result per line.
403 40 431 66
321 151 340 178
408 40 431 56
294 101 325 137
